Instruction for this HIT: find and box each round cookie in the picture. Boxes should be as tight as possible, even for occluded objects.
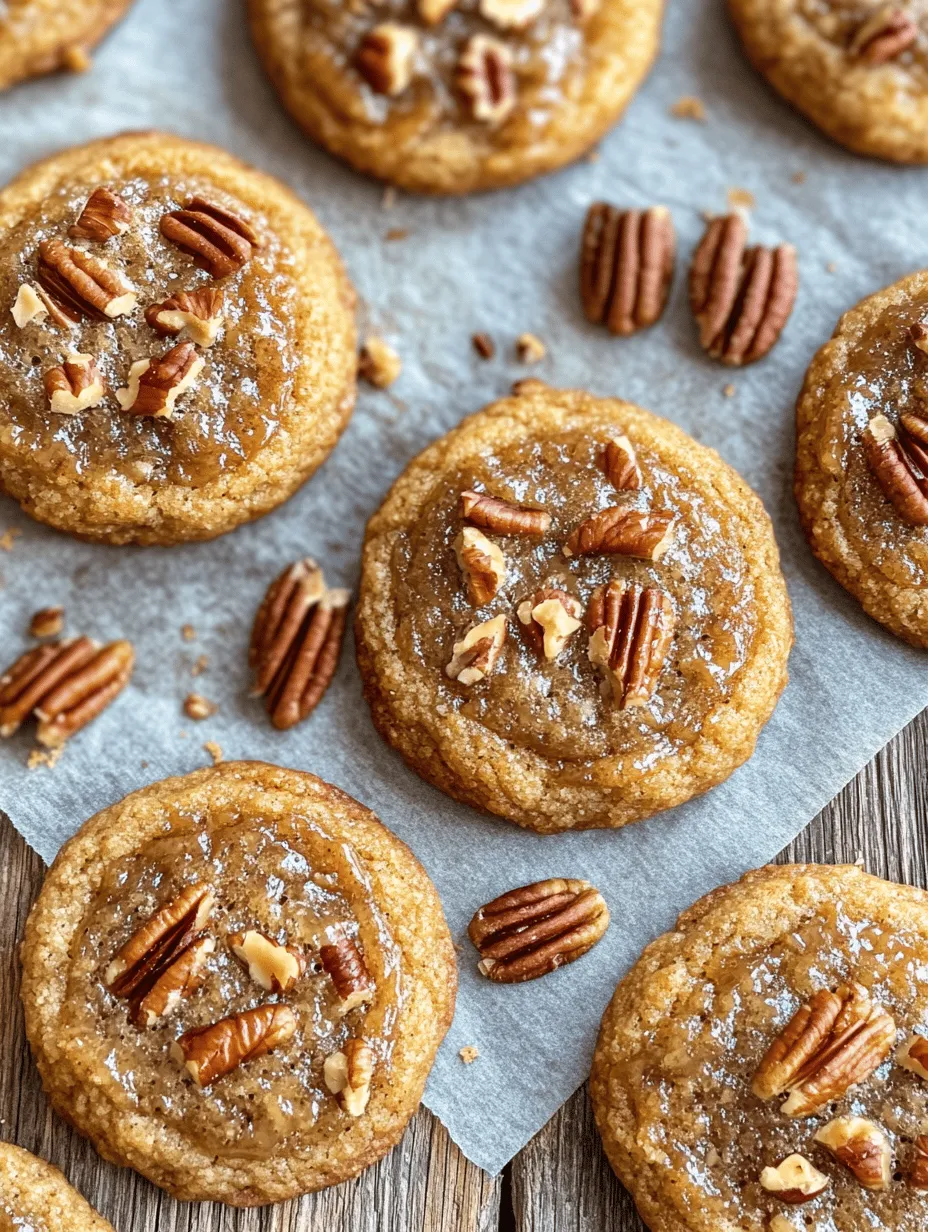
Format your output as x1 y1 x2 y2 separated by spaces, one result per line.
0 131 356 546
795 271 928 647
20 762 456 1204
247 0 664 195
0 0 133 93
355 382 792 834
591 863 928 1232
0 1142 114 1231
729 0 928 162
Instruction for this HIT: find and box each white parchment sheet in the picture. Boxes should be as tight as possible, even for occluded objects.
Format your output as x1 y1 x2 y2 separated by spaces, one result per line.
1 0 927 1177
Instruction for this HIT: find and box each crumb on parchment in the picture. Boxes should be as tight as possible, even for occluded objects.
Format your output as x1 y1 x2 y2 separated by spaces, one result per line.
459 1045 480 1064
204 740 223 765
670 96 706 121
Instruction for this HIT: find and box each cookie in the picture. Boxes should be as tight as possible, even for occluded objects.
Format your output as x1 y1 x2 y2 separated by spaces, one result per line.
795 271 928 647
0 131 357 546
247 0 664 194
0 0 132 93
728 0 928 162
0 1142 114 1231
591 863 928 1232
355 382 792 834
20 762 456 1204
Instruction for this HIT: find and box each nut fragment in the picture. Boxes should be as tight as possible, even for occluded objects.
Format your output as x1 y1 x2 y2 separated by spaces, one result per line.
863 414 928 525
479 0 544 28
249 558 350 730
563 507 675 559
469 878 610 983
131 936 215 1029
320 925 375 1013
457 35 516 124
908 1136 928 1189
43 352 106 414
357 24 418 95
517 588 582 659
461 490 551 536
418 0 457 22
587 579 675 707
900 410 928 474
600 435 641 490
896 1032 928 1079
11 284 49 328
516 332 546 363
759 1155 829 1204
229 930 306 994
454 527 506 605
160 197 260 279
37 239 137 320
145 288 224 346
358 336 402 387
29 607 64 639
688 214 798 365
323 1038 374 1116
446 614 507 684
116 342 205 418
849 5 918 62
172 1004 297 1087
472 332 495 359
68 187 132 241
580 203 676 335
183 693 216 720
814 1116 892 1190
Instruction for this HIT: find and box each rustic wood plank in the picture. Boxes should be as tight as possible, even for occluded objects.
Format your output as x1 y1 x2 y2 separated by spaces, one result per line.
509 707 928 1231
0 812 501 1232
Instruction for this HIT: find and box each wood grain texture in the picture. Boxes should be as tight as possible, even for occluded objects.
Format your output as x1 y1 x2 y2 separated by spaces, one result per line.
510 708 928 1232
0 811 501 1232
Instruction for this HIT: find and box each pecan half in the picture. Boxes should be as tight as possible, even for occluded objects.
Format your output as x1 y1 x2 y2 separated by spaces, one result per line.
160 197 260 279
814 1116 892 1190
759 1155 830 1204
11 283 76 330
461 490 551 536
116 342 205 418
37 239 137 320
320 925 375 1014
517 588 582 659
172 1004 297 1087
751 982 896 1117
249 558 350 730
357 23 418 95
863 414 928 525
688 214 798 365
599 435 641 491
446 614 507 684
849 5 918 62
324 1038 374 1116
587 579 675 707
144 288 224 347
580 203 675 336
131 936 214 1029
479 0 544 29
68 187 132 242
229 930 306 994
43 352 106 414
909 1137 928 1189
418 0 457 22
896 1032 928 1079
454 527 506 605
469 878 609 983
900 410 928 474
105 883 216 995
457 35 516 124
563 507 675 559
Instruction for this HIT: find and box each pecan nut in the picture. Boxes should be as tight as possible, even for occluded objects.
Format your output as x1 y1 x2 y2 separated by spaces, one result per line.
116 342 205 418
863 414 928 525
160 197 260 279
229 930 305 994
896 1032 928 1079
144 288 224 347
469 878 609 983
43 352 106 414
358 336 402 387
751 981 896 1117
455 527 506 605
320 925 375 1014
849 5 918 62
323 1038 374 1116
587 579 675 707
357 24 418 95
131 936 215 1029
457 35 516 124
68 187 132 242
814 1116 892 1190
37 239 137 320
580 203 675 336
29 608 64 639
446 614 507 684
759 1155 830 1204
563 506 675 559
517 588 582 659
688 214 798 366
172 1004 297 1087
600 435 642 491
105 883 216 995
249 558 350 730
461 489 551 536
900 410 928 473
909 1137 928 1189
479 0 544 29
11 283 75 330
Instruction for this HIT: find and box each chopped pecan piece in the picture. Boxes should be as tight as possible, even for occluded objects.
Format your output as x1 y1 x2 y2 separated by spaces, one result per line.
454 527 506 605
11 283 77 330
461 490 551 536
580 203 676 335
105 883 216 995
479 0 544 28
249 558 350 730
418 0 457 22
320 924 375 1013
896 1031 928 1078
229 930 306 993
599 435 641 490
863 414 928 525
358 335 402 387
68 187 132 242
469 878 609 983
43 352 106 415
160 197 260 279
357 23 418 95
759 1155 829 1204
131 936 215 1029
145 288 224 346
564 507 675 559
517 588 582 659
116 342 205 418
472 331 495 359
910 319 928 354
37 239 137 320
516 332 546 362
172 1004 297 1087
446 614 507 684
457 35 516 124
587 579 675 707
183 693 216 720
909 1136 928 1189
29 607 64 639
850 5 918 63
688 214 798 365
814 1116 892 1190
751 981 896 1117
323 1038 374 1116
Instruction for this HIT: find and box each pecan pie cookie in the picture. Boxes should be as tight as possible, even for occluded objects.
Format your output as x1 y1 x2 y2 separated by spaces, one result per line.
0 0 133 92
729 0 928 162
20 762 456 1203
247 0 664 194
0 131 356 545
795 271 928 647
591 863 928 1232
355 382 792 833
0 1142 114 1231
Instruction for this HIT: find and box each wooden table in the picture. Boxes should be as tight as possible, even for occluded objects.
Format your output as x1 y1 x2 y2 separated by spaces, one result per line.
2 708 925 1231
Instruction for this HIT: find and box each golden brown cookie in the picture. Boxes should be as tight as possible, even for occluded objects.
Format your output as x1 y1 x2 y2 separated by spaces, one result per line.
0 0 133 92
0 131 356 546
355 382 793 834
247 0 664 194
0 1142 114 1231
591 863 928 1232
729 0 928 162
795 271 928 647
20 762 456 1204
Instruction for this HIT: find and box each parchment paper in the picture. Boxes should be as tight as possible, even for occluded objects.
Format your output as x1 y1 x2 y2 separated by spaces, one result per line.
1 0 927 1178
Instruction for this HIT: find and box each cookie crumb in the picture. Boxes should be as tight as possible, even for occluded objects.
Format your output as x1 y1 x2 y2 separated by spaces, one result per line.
791 170 806 184
723 383 736 398
29 607 64 638
191 654 209 677
141 760 149 769
184 693 218 720
854 851 865 867
472 332 495 360
0 528 21 552
181 624 196 641
459 1045 480 1064
826 261 838 274
382 186 397 210
516 333 546 364
359 337 402 388
385 227 409 242
63 45 92 73
204 740 224 765
727 187 755 212
670 95 706 122
27 747 62 771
